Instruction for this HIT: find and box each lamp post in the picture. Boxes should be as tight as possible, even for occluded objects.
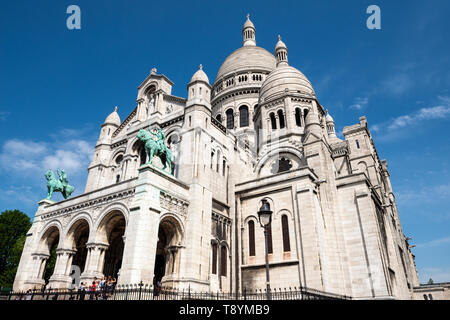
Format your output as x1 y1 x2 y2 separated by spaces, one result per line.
257 199 273 300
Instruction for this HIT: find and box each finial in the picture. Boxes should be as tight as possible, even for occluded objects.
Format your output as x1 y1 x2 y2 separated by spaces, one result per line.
247 13 250 20
199 64 203 70
278 35 281 41
150 67 157 74
114 106 118 112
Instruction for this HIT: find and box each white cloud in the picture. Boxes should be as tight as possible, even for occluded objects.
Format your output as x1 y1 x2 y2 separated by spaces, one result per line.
416 236 450 248
349 97 369 110
371 96 450 135
0 129 95 190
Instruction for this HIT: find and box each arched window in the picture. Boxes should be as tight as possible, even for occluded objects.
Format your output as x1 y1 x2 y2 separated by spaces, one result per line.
248 220 255 256
211 243 218 275
239 105 249 127
116 175 120 183
303 109 309 124
222 159 226 176
226 109 234 129
295 108 301 127
281 215 291 252
270 112 277 130
220 246 227 276
216 114 222 122
278 110 285 129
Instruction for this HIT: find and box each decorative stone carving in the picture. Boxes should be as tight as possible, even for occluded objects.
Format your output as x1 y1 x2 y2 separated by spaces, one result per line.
159 191 189 218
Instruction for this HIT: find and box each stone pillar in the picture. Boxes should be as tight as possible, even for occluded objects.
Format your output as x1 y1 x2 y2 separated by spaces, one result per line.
48 248 76 289
80 243 108 282
136 98 146 121
25 253 49 289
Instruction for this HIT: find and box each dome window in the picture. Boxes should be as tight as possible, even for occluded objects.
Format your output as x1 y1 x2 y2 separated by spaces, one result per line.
278 110 286 129
295 108 302 127
239 105 249 127
226 109 234 129
270 112 277 130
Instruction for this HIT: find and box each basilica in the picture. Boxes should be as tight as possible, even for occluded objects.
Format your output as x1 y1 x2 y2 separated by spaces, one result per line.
14 15 420 299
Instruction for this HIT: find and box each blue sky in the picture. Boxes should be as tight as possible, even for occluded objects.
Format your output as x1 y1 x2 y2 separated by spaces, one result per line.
0 0 449 284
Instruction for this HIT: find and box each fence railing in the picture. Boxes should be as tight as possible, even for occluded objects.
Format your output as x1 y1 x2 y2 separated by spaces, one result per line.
0 284 351 301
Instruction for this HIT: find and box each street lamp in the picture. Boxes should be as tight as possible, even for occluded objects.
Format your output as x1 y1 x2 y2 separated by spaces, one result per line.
257 199 273 300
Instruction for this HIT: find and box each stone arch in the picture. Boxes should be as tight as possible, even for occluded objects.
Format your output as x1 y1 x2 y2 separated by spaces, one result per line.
63 214 94 246
109 147 126 166
96 207 127 278
37 222 62 283
137 81 158 100
154 214 184 284
38 221 62 255
357 161 369 179
64 216 91 273
129 137 147 166
255 148 305 177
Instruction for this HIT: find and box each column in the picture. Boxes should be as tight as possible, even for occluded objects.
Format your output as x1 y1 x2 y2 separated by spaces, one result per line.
81 243 108 282
48 248 76 289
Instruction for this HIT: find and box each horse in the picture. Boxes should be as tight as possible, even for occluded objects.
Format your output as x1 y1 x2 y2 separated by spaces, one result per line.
137 129 174 174
45 169 74 200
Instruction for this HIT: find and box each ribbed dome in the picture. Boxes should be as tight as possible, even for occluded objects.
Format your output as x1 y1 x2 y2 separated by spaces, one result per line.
215 46 276 81
104 106 121 126
259 66 315 102
191 64 209 83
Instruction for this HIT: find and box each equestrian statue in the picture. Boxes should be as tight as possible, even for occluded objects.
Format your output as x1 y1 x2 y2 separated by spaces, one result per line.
137 127 174 174
45 169 75 200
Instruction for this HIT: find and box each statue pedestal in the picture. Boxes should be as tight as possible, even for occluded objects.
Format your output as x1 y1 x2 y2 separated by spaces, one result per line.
117 163 189 285
38 199 55 207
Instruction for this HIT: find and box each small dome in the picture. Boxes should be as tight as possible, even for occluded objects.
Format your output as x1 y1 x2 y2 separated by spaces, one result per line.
325 112 334 123
259 65 315 102
191 64 209 83
275 35 287 51
243 14 255 29
104 106 121 126
215 46 276 81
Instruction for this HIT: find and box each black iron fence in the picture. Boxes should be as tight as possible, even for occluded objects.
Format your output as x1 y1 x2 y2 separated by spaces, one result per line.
0 284 351 301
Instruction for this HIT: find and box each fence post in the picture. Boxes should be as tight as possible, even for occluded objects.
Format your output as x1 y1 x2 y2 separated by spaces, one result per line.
138 280 143 300
188 285 191 300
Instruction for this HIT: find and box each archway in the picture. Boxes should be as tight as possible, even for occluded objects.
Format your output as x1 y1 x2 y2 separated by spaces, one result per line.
97 210 126 279
67 219 89 273
154 216 183 285
39 226 60 284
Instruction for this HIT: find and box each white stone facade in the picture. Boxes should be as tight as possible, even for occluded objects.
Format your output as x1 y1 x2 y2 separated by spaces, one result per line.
13 15 420 299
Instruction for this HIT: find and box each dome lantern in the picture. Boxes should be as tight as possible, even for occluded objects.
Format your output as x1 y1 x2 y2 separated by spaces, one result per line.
275 35 288 67
242 14 256 47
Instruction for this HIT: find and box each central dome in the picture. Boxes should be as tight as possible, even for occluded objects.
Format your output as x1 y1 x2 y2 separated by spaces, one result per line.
215 46 276 81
